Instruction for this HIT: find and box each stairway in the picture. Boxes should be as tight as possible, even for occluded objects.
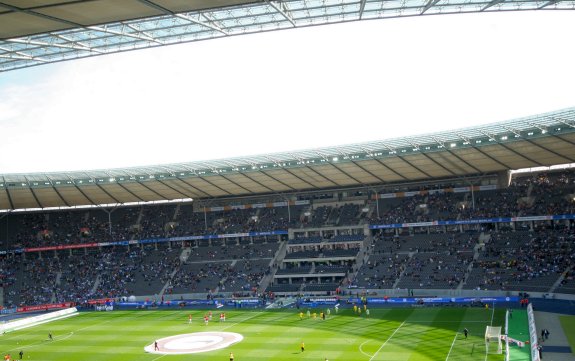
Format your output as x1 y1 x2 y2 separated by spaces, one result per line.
548 265 572 293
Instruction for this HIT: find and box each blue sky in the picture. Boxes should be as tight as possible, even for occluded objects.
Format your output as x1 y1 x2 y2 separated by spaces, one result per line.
0 11 574 174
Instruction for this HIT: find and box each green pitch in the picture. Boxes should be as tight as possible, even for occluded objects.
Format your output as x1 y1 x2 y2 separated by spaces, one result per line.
0 307 506 361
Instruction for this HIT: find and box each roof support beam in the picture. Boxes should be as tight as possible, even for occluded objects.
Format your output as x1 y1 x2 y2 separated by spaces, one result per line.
281 168 320 189
50 184 71 207
372 158 408 181
525 138 575 163
554 134 575 147
219 174 253 194
359 0 367 19
67 178 98 206
430 136 482 174
176 13 229 36
52 33 104 54
328 162 366 186
538 0 559 9
156 179 196 199
115 183 146 202
87 25 163 44
94 183 122 204
495 142 544 167
481 0 505 11
551 117 575 128
27 187 44 209
6 38 100 53
175 177 215 198
135 0 228 35
235 172 276 193
419 151 458 176
136 180 169 200
195 177 233 196
265 0 296 27
337 148 387 183
471 145 513 170
304 165 341 187
379 143 433 178
0 47 49 62
421 0 441 14
258 171 297 191
351 160 387 183
4 188 15 210
396 155 433 178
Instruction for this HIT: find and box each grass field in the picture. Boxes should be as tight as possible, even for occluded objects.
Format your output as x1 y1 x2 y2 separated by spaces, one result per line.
559 315 575 353
0 306 506 361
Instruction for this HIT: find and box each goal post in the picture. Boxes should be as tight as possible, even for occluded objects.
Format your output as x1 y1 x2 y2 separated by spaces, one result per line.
485 326 503 354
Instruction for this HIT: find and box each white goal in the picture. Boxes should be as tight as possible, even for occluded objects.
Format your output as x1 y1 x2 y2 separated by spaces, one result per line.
485 326 503 354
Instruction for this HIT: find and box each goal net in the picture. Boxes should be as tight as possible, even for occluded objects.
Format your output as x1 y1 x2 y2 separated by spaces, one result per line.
485 326 503 354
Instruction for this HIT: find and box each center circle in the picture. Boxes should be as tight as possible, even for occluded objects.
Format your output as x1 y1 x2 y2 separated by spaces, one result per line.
145 332 244 354
164 335 224 350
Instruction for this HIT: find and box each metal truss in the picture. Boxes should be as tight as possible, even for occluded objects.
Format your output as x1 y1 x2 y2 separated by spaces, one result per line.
1 0 575 72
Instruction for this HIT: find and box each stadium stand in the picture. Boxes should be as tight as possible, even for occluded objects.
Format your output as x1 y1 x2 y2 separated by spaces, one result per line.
0 169 574 305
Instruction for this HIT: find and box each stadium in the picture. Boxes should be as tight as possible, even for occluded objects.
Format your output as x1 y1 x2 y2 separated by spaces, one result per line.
1 1 575 361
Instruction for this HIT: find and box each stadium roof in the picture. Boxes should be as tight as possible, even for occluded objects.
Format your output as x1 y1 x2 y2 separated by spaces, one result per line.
1 0 575 72
1 107 575 210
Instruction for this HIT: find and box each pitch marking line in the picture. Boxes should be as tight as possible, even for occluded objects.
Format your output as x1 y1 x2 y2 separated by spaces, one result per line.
368 321 406 361
7 331 74 353
151 354 167 361
359 340 374 358
220 312 264 331
445 332 459 361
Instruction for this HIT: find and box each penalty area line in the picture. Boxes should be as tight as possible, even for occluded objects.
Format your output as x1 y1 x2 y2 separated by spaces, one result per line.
359 340 374 358
445 332 458 361
368 320 406 361
7 331 74 353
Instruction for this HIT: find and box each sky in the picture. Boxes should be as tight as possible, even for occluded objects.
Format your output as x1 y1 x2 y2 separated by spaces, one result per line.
0 10 574 175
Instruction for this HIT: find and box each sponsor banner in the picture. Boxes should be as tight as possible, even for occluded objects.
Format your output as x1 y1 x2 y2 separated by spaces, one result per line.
17 302 73 313
453 187 471 193
404 191 421 197
299 297 341 306
370 223 403 229
25 243 97 252
366 296 518 304
139 238 160 244
402 221 437 228
552 214 575 220
427 189 444 195
370 215 575 229
512 215 552 222
204 200 309 212
374 185 497 200
441 218 511 225
0 307 17 314
87 298 112 305
479 185 497 190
